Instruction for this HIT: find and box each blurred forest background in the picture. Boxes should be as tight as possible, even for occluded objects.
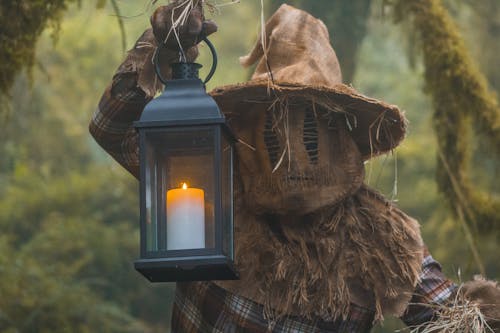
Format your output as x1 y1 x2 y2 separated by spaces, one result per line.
0 0 498 332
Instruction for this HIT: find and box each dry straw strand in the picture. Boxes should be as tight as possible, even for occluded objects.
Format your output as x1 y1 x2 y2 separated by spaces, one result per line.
406 287 494 333
166 0 197 61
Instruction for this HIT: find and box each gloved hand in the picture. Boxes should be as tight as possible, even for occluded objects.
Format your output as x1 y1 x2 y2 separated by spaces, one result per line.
111 0 218 98
151 0 218 60
460 276 500 332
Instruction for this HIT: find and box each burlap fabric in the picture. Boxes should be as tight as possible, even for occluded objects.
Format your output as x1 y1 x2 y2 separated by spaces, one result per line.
212 5 423 322
217 184 423 322
210 4 406 160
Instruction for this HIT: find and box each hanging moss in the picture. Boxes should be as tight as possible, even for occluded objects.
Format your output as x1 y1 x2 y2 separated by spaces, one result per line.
392 0 500 232
0 1 82 103
0 0 131 108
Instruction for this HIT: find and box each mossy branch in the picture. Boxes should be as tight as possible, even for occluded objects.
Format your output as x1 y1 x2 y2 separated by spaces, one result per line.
392 0 500 232
0 1 82 102
0 0 128 107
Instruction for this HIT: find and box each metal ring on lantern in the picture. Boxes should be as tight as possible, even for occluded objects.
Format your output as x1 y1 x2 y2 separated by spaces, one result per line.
154 35 218 85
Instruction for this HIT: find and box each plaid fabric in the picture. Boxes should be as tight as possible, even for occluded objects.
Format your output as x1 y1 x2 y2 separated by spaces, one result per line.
171 282 374 333
91 68 457 333
90 84 150 179
170 254 456 333
400 250 457 327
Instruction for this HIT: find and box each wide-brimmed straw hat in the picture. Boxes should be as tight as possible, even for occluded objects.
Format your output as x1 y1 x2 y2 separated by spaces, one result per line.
210 4 406 160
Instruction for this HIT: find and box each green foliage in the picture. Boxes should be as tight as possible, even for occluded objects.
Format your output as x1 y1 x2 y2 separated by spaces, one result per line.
392 0 500 232
450 0 500 93
0 3 176 332
0 165 167 332
0 1 498 333
201 0 261 88
0 0 127 105
0 221 146 333
0 1 80 101
353 18 438 219
354 8 499 330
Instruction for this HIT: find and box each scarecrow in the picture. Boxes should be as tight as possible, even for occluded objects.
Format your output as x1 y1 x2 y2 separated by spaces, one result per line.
90 1 500 332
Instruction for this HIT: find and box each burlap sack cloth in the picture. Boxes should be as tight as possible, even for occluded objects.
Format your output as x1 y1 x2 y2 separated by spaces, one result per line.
209 5 423 323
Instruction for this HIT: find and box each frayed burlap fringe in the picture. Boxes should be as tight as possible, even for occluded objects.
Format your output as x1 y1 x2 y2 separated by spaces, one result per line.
217 184 423 324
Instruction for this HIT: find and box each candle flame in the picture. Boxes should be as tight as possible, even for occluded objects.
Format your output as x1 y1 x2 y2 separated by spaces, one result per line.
182 183 188 190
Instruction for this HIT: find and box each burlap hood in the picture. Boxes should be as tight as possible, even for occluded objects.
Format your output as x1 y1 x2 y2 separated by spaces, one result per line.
214 4 424 323
210 4 407 160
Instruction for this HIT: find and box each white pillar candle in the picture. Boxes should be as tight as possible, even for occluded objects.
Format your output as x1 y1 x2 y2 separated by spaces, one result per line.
166 183 205 250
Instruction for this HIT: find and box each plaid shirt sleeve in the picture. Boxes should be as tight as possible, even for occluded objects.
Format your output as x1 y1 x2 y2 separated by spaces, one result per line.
400 248 457 327
90 84 150 179
89 29 159 179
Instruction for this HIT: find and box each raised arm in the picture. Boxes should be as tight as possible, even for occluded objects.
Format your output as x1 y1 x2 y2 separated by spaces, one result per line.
90 28 157 178
89 1 216 178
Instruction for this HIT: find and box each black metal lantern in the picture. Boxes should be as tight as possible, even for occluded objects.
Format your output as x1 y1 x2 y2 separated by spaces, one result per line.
133 38 238 282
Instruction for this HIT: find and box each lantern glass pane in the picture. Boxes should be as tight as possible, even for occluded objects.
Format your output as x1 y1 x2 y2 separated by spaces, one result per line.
144 127 216 253
145 144 158 252
221 134 234 259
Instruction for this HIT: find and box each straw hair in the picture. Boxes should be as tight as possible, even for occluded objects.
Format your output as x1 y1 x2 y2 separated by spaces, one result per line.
408 292 494 332
404 276 500 333
409 302 493 333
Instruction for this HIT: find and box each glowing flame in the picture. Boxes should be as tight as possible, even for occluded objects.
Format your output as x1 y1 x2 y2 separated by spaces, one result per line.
182 183 188 190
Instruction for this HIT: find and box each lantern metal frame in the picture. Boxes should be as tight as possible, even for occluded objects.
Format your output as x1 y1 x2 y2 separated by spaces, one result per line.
133 37 238 282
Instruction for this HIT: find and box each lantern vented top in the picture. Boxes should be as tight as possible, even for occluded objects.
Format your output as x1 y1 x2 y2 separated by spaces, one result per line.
172 63 202 80
154 36 217 85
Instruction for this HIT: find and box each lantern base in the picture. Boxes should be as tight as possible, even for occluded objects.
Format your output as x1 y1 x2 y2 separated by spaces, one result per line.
134 255 239 282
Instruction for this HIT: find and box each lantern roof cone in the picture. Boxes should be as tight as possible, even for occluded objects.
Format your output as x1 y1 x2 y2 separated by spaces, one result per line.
135 63 225 128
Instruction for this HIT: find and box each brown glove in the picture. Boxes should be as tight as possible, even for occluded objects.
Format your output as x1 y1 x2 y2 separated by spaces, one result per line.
111 0 217 99
151 0 217 55
460 276 500 332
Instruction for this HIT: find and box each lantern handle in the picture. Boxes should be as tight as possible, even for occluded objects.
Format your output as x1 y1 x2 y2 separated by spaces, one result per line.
201 36 217 84
154 35 218 85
